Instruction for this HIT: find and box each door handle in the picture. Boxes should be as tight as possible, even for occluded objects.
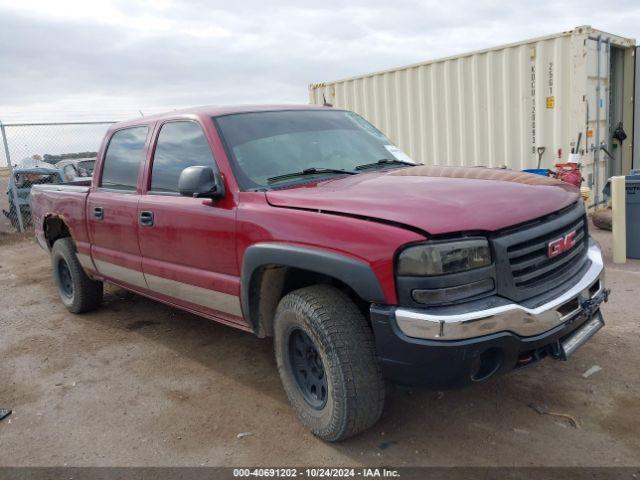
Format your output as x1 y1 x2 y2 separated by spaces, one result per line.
93 207 104 220
139 211 154 227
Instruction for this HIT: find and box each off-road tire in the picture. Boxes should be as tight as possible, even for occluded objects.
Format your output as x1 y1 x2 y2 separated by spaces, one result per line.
274 285 385 441
51 238 103 313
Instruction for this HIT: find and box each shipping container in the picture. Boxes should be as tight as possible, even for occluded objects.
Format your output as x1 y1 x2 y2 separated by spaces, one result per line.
309 26 636 206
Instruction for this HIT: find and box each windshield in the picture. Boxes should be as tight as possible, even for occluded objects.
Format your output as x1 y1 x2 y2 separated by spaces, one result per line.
214 109 415 190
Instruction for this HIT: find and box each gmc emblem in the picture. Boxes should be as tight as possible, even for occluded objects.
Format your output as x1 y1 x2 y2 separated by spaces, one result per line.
548 230 577 258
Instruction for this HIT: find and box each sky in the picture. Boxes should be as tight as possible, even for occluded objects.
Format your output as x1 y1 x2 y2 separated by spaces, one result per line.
1 0 640 166
2 0 640 124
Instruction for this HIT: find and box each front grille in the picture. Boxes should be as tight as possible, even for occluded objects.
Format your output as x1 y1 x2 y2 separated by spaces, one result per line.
492 202 589 302
508 216 586 288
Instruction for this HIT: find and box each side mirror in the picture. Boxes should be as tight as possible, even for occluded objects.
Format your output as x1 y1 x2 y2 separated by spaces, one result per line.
178 166 225 199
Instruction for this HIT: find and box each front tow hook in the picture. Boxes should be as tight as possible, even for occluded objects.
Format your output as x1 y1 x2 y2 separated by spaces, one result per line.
579 288 610 318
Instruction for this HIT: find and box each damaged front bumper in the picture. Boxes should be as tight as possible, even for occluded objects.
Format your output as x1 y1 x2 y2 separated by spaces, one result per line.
370 240 609 389
394 241 606 341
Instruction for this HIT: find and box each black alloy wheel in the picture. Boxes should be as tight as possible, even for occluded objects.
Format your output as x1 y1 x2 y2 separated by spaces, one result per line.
288 327 328 409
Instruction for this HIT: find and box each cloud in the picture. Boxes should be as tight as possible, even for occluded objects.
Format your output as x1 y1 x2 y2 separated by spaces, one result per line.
0 0 639 123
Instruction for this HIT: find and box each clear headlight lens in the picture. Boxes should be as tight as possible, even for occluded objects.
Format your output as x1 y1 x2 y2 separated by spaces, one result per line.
397 239 491 276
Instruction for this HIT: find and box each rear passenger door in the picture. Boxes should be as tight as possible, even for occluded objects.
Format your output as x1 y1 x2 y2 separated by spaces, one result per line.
88 126 148 289
137 121 243 324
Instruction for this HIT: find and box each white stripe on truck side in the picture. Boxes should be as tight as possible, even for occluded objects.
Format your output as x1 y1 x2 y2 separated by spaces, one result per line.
90 258 242 318
145 273 243 317
94 259 148 289
76 253 94 271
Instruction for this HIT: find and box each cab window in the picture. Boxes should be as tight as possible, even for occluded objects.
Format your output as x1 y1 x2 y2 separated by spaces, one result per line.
150 121 216 193
101 126 148 191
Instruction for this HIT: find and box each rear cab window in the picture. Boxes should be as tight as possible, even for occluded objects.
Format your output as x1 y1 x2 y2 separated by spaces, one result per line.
100 126 149 191
149 121 216 194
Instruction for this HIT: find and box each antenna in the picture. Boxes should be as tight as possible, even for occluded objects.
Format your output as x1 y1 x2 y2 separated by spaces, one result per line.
322 94 332 107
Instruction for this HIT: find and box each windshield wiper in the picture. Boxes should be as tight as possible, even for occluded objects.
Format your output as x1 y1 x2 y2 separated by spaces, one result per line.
267 167 357 184
354 158 421 171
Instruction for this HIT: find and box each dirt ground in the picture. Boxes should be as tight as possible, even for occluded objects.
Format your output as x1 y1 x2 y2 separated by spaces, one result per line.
0 223 638 467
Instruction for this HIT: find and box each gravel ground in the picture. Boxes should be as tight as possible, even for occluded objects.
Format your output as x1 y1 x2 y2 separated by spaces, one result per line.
0 223 638 467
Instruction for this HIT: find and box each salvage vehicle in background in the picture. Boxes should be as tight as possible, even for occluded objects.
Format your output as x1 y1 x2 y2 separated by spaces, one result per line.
3 166 64 229
30 105 609 441
55 158 96 182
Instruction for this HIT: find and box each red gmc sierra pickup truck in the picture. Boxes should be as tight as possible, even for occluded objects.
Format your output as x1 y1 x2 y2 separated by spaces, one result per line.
31 105 609 441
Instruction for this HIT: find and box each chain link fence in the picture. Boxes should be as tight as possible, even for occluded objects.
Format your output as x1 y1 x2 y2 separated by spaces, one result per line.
0 121 115 234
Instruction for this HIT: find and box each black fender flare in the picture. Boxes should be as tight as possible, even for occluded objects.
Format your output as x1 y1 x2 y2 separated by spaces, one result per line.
241 243 387 331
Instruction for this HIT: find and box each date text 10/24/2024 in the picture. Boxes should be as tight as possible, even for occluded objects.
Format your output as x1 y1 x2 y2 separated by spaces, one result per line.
233 468 400 478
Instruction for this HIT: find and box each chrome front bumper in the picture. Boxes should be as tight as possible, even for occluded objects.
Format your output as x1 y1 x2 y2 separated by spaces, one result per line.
395 242 606 340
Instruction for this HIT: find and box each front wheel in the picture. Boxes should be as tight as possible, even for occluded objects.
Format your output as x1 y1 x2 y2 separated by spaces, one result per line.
51 238 103 313
274 285 385 442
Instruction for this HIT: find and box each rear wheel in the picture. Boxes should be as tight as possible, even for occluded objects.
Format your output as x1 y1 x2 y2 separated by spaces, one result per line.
274 285 385 441
51 238 103 313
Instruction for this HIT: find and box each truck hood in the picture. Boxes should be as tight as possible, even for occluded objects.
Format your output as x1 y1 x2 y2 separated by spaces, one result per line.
265 165 580 235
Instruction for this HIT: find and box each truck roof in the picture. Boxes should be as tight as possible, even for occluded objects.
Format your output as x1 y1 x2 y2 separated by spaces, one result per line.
111 104 331 130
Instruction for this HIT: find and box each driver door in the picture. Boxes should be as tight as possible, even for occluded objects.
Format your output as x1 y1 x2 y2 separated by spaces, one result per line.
137 120 243 325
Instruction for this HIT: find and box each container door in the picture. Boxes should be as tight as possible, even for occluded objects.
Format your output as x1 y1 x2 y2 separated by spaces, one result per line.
585 38 611 205
608 46 626 178
634 46 640 171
